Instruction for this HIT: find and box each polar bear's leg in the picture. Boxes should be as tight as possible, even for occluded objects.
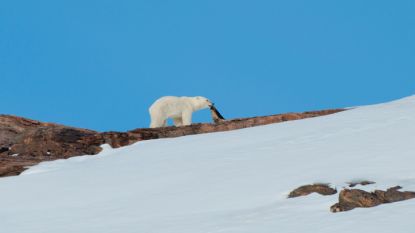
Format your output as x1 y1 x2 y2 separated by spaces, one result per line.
149 111 167 128
182 111 193 126
150 118 163 128
172 117 183 127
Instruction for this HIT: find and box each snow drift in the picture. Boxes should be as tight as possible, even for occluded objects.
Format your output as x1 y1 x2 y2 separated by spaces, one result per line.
1 96 415 233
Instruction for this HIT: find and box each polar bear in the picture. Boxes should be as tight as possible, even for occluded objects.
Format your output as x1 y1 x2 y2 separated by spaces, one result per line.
149 96 213 128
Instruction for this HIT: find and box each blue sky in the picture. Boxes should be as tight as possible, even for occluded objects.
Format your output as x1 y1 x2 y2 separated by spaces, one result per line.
1 0 414 131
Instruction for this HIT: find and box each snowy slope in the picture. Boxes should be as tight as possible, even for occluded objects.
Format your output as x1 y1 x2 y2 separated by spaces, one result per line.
1 96 415 233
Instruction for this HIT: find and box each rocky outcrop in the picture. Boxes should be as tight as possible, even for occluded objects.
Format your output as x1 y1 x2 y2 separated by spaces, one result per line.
289 181 415 212
0 108 344 177
330 186 415 213
288 184 337 198
0 115 103 177
348 180 375 187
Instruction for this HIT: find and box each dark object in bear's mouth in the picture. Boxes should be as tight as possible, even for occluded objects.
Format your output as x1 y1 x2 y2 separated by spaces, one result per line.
210 105 225 123
210 105 225 120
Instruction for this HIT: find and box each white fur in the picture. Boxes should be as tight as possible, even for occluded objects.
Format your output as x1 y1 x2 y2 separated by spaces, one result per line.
149 96 213 128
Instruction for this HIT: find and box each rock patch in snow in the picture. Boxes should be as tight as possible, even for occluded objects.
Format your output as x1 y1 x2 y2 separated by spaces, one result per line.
330 186 415 213
348 180 375 187
288 184 337 198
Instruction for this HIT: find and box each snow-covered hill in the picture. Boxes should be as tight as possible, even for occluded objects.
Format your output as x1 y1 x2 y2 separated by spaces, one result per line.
1 96 415 233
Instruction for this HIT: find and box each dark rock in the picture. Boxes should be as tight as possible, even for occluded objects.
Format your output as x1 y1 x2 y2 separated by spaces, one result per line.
348 180 375 187
0 147 9 153
288 184 337 198
330 186 415 213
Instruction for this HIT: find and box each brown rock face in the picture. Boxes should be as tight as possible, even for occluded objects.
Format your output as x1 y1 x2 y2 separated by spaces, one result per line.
288 184 337 198
0 115 104 177
330 186 415 213
0 108 344 177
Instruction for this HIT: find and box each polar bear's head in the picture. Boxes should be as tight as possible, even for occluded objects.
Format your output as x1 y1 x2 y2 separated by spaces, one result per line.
192 96 213 110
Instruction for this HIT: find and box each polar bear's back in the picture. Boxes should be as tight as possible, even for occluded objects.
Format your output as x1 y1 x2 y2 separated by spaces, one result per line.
149 96 192 118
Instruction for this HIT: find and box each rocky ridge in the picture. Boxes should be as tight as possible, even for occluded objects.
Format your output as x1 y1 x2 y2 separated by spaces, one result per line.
0 109 343 177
